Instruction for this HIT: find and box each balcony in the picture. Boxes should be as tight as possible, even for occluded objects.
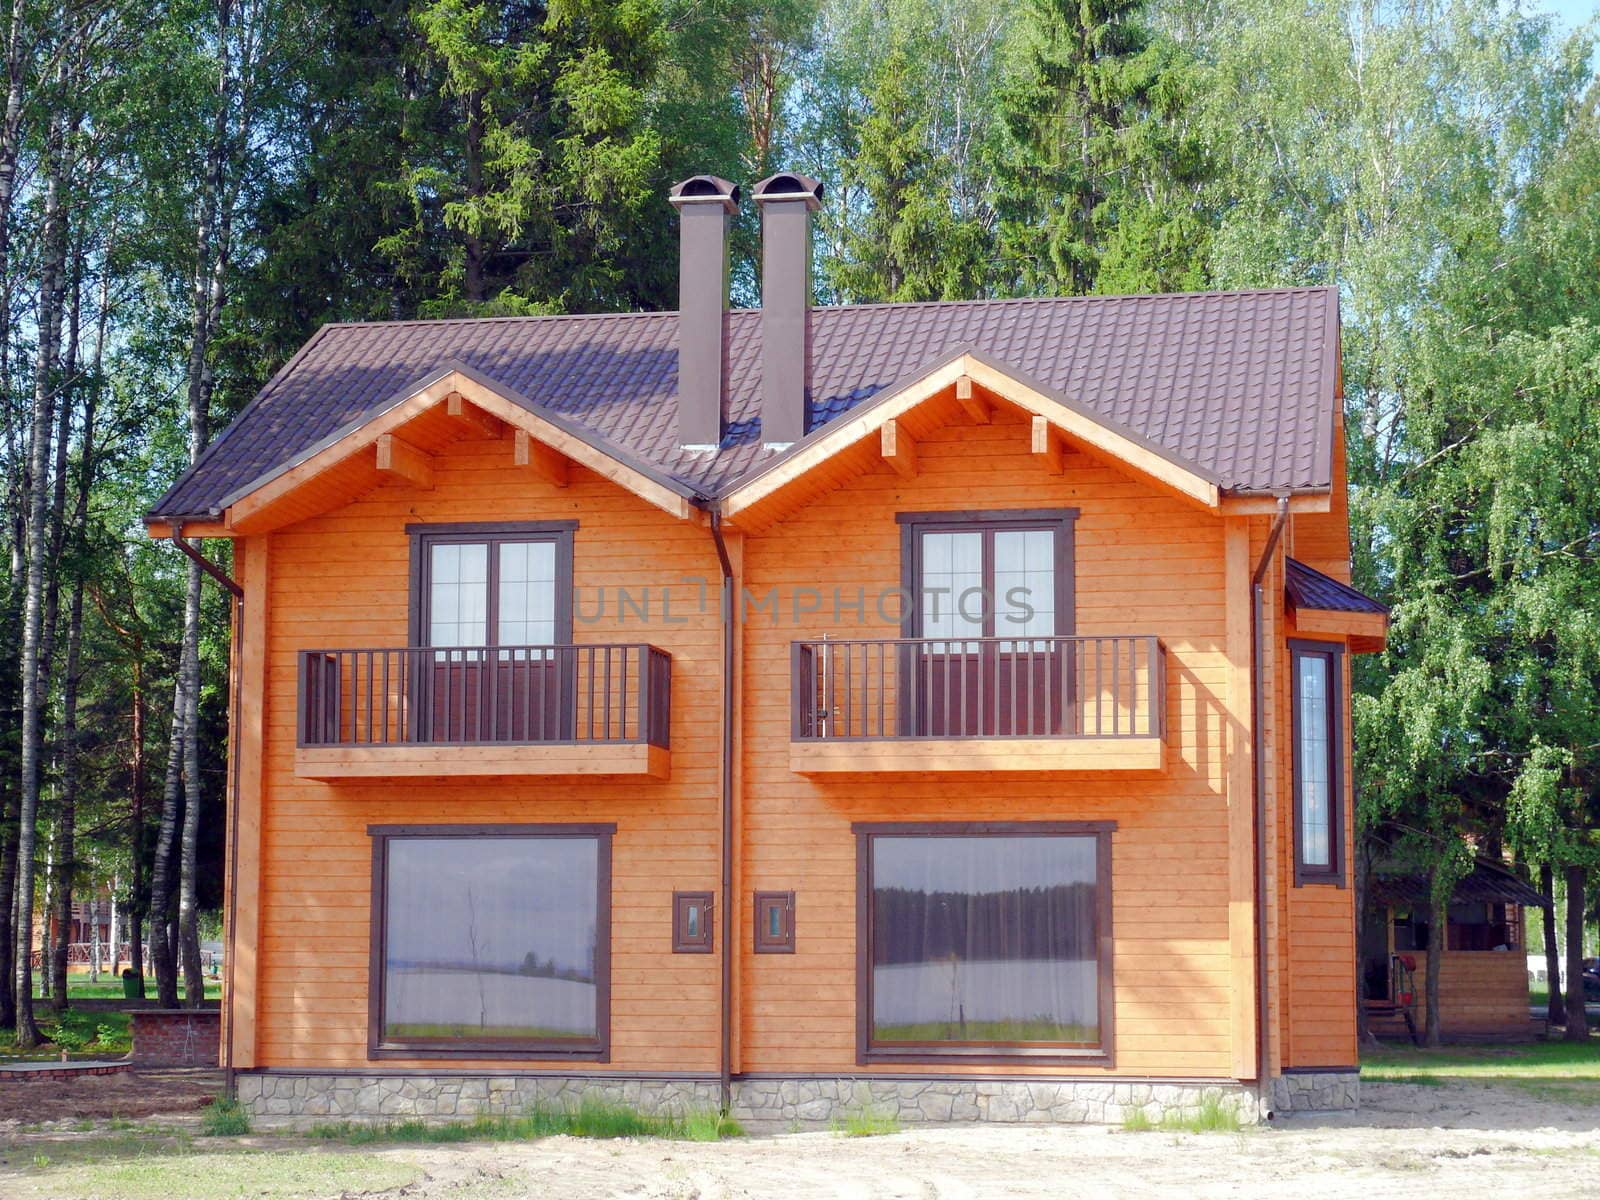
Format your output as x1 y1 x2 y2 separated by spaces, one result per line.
294 643 671 781
790 635 1165 773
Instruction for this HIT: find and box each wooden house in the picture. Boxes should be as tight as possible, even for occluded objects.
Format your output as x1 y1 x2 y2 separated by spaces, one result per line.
146 173 1386 1124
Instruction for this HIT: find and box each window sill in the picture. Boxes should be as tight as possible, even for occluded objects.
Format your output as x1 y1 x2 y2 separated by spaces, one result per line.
860 1048 1112 1069
369 1043 609 1062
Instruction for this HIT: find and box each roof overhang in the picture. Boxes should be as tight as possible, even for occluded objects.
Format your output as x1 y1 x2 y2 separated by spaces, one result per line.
144 364 704 537
718 348 1313 530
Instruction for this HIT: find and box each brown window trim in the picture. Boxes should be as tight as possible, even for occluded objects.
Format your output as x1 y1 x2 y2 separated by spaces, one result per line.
753 891 795 954
1289 639 1346 888
406 521 577 648
852 820 1115 1068
367 822 614 1061
895 509 1078 639
672 891 714 954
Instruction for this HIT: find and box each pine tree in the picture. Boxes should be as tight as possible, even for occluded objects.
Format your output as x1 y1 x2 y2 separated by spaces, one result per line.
995 0 1205 296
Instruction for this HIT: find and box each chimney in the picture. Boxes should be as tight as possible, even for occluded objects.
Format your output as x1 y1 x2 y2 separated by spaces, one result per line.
752 172 823 448
668 175 740 450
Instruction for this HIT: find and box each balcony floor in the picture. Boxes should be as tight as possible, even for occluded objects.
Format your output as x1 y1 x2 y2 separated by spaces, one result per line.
790 736 1164 774
295 741 670 782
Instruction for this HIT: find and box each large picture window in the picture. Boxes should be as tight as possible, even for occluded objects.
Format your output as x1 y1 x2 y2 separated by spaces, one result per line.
1290 640 1344 886
854 822 1113 1065
368 824 613 1059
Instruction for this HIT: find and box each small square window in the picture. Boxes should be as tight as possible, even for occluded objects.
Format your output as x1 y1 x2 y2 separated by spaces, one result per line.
754 891 795 954
672 891 713 953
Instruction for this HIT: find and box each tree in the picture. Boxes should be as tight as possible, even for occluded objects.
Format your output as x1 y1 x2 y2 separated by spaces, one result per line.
995 0 1204 296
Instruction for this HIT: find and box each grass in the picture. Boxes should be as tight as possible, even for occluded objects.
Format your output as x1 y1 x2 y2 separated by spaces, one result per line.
198 1098 251 1137
1362 1037 1600 1105
831 1104 901 1137
307 1097 742 1144
11 1151 418 1200
1120 1093 1242 1134
0 1007 130 1060
34 977 221 1002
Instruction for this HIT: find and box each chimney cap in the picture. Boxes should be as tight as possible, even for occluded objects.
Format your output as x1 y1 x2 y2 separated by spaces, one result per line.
669 175 740 213
752 172 823 211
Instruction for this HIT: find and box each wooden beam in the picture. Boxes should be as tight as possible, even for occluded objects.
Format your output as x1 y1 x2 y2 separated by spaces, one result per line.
445 392 504 438
374 433 434 490
880 419 918 478
955 376 991 424
1223 519 1259 1081
1031 415 1064 474
514 428 570 488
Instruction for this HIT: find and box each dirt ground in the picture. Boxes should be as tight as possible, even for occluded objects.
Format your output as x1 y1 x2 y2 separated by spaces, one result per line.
0 1066 221 1122
0 1079 1596 1199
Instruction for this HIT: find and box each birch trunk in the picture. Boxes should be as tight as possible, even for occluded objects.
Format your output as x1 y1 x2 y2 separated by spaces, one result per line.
14 106 66 1046
150 678 184 1008
1542 861 1565 1027
1564 864 1589 1042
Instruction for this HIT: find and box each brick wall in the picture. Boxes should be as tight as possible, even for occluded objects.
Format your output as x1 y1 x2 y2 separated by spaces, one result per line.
130 1009 221 1067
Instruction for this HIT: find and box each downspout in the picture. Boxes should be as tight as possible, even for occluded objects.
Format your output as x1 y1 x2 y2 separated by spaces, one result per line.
169 524 244 1100
707 510 736 1114
1249 496 1289 1115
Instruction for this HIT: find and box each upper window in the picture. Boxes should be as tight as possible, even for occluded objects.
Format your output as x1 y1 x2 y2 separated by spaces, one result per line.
411 523 576 649
855 822 1113 1064
896 511 1077 738
368 824 612 1059
1291 641 1344 885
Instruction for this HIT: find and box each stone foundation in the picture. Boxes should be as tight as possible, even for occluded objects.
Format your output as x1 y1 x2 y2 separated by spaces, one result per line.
238 1071 1348 1126
1266 1070 1360 1115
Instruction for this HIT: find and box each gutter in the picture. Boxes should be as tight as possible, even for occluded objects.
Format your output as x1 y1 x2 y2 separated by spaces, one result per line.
707 510 737 1113
1249 496 1290 1114
168 524 244 1101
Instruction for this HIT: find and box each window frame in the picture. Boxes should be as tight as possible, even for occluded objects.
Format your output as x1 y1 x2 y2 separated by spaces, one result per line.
753 891 795 954
1289 639 1346 888
407 521 577 649
852 820 1115 1068
672 891 714 954
366 822 614 1061
896 509 1078 640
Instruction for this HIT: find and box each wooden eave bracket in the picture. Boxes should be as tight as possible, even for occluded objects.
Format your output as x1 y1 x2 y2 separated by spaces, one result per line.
1031 415 1065 475
955 375 991 424
445 391 504 438
880 419 918 478
514 428 570 487
375 433 434 490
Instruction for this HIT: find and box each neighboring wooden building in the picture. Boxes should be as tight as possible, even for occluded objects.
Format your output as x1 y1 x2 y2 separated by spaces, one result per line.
146 173 1386 1124
1364 861 1545 1041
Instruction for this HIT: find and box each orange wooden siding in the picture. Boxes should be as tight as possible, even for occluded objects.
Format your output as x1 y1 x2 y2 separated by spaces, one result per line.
251 435 724 1072
234 401 1355 1082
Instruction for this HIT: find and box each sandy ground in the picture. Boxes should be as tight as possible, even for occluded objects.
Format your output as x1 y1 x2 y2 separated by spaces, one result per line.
0 1066 220 1122
0 1080 1596 1198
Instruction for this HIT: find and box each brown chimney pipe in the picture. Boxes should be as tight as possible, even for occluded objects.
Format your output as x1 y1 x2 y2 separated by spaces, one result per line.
752 173 823 447
669 176 740 449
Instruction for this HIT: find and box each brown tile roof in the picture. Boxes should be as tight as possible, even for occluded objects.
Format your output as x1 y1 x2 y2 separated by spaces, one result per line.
150 286 1340 519
1285 558 1388 615
1370 863 1547 910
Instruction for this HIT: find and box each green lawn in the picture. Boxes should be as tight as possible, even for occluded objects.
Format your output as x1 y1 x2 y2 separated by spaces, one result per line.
1362 1038 1600 1105
37 978 221 1003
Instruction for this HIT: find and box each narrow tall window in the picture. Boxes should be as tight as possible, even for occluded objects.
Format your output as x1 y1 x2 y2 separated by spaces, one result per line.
368 824 612 1059
1291 641 1344 885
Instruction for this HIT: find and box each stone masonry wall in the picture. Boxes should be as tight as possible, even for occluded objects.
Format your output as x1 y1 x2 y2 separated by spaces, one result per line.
238 1071 1358 1125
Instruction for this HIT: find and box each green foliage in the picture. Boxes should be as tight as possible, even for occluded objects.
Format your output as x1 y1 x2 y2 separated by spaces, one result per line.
831 1104 901 1136
307 1098 743 1142
1121 1093 1244 1133
199 1098 252 1137
0 1009 131 1061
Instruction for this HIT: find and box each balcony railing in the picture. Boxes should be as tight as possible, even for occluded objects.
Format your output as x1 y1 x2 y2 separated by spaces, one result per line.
298 643 671 749
791 635 1165 742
